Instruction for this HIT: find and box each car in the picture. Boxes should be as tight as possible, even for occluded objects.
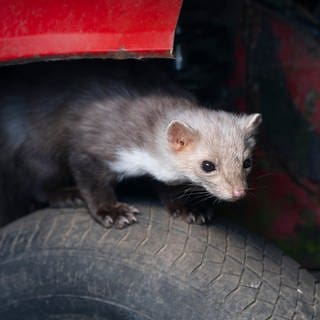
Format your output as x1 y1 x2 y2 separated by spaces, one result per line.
0 1 319 319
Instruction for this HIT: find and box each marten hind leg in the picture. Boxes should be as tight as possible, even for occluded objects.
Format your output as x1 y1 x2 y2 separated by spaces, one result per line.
48 187 84 209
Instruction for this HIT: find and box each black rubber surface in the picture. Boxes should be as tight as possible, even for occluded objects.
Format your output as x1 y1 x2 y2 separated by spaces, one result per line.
0 201 319 319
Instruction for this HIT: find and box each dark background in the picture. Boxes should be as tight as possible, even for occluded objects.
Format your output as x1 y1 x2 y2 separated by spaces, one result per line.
168 0 320 269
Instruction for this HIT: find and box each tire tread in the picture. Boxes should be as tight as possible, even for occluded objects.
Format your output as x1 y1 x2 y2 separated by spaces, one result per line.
0 204 318 320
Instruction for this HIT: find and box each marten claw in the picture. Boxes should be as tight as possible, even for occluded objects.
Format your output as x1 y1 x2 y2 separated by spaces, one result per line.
102 215 114 228
115 213 137 229
185 212 207 225
169 205 214 225
96 203 139 229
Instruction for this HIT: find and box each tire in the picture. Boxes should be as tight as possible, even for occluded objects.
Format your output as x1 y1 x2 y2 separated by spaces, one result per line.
0 201 319 320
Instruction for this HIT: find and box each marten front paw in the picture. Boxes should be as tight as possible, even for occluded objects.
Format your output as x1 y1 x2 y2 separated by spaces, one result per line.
168 204 214 225
96 203 139 229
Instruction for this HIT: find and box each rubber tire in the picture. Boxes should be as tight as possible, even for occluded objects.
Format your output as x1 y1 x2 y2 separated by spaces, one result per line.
0 201 319 320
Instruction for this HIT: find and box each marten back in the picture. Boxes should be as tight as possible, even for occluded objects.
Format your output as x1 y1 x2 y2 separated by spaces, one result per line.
0 60 195 224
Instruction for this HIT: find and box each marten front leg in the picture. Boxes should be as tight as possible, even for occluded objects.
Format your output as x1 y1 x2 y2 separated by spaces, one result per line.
70 153 139 228
156 183 215 225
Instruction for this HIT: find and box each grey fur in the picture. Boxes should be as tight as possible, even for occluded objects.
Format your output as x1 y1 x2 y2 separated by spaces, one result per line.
0 61 261 227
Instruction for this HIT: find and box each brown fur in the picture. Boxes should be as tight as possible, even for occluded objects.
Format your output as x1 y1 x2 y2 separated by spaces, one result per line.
0 60 261 228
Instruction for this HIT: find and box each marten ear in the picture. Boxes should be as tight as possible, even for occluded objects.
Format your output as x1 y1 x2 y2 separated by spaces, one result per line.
166 121 199 152
244 114 262 148
245 113 262 134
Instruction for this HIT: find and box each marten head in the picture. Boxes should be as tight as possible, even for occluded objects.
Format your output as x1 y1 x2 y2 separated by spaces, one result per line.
166 111 262 201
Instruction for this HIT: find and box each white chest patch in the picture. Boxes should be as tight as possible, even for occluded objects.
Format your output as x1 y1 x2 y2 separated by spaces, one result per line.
110 148 186 182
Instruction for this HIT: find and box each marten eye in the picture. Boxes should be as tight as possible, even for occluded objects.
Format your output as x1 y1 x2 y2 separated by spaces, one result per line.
201 160 216 173
243 158 252 169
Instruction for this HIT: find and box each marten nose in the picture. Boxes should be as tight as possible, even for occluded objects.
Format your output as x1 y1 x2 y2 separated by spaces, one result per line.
233 188 246 199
